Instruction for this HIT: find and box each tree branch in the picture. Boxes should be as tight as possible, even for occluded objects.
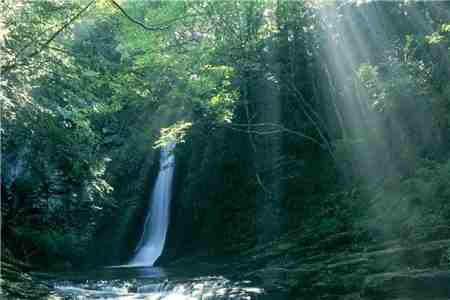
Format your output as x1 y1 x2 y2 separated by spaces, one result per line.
221 122 326 148
1 0 96 75
108 0 190 32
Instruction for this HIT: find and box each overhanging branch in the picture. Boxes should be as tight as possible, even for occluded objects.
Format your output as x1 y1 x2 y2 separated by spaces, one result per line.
109 0 190 32
1 0 96 75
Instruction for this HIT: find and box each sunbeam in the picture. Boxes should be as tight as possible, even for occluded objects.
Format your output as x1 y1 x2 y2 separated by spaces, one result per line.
2 1 450 299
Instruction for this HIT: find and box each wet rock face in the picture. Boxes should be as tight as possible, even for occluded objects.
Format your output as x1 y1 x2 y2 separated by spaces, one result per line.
0 261 50 299
235 229 450 300
362 270 450 300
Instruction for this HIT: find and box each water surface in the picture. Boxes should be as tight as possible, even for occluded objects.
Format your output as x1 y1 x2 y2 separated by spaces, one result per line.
44 265 267 300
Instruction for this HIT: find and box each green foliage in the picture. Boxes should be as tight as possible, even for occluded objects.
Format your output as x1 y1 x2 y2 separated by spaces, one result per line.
2 0 450 268
426 22 450 45
357 55 431 115
356 64 386 112
155 121 192 149
366 159 450 241
15 226 92 267
352 36 448 174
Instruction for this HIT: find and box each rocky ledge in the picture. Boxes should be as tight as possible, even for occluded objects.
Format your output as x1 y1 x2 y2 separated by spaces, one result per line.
0 256 51 299
232 230 450 300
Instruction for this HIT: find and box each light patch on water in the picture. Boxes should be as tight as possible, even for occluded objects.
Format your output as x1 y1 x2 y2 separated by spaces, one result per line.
49 275 265 300
163 293 196 300
242 288 263 294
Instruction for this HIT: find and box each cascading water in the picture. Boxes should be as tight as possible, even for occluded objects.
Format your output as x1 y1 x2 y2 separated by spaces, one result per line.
51 142 267 300
129 142 175 267
47 142 267 300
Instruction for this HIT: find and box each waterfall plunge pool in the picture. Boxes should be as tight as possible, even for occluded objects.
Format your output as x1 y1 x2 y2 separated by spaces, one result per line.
40 146 276 299
41 264 270 300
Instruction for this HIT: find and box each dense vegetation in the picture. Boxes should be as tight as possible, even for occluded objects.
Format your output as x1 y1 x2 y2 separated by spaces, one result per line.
1 0 450 280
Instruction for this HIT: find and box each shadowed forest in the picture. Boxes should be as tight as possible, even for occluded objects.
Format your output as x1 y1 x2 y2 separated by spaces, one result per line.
1 1 450 299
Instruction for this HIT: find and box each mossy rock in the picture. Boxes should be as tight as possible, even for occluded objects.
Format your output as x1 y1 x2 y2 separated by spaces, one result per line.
0 257 51 299
0 275 50 299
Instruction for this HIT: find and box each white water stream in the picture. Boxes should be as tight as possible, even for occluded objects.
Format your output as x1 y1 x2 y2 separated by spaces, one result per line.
128 142 175 266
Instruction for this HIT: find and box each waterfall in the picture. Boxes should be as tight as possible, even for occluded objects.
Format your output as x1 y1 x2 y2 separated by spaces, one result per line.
129 142 175 266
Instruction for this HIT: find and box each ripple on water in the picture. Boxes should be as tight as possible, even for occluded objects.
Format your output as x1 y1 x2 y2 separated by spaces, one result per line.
49 274 265 300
